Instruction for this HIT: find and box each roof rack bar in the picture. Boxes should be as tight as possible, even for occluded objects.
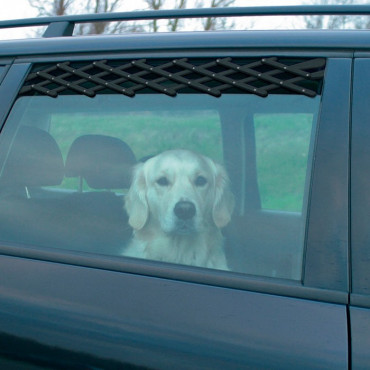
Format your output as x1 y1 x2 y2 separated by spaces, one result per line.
1 5 369 34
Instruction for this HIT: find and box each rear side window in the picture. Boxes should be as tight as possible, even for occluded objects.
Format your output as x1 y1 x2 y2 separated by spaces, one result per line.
0 57 323 281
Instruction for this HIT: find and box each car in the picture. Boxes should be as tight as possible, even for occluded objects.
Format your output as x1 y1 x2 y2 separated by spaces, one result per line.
0 5 370 369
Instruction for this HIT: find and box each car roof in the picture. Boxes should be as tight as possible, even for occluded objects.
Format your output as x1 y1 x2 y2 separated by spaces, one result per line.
1 5 370 58
1 30 370 59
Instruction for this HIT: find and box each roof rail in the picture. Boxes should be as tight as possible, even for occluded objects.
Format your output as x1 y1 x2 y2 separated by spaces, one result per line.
0 5 369 38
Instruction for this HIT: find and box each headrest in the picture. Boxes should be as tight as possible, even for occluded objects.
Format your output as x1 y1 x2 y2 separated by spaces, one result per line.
1 126 64 187
65 135 136 189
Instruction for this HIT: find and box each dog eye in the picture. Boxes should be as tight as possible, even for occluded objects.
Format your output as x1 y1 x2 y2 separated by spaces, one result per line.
195 175 207 187
156 176 170 186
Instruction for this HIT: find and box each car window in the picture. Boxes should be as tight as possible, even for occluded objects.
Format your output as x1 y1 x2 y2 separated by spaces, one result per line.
49 107 222 192
0 58 323 281
254 113 314 212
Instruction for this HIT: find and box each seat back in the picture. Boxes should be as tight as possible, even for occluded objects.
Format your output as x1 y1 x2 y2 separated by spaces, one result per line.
0 125 64 194
61 134 137 252
0 130 133 254
65 134 136 190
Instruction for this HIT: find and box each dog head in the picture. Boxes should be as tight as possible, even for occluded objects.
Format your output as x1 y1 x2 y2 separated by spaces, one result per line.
125 149 234 235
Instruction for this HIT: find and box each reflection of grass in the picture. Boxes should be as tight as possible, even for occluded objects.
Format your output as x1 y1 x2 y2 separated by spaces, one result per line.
254 114 313 212
50 112 313 212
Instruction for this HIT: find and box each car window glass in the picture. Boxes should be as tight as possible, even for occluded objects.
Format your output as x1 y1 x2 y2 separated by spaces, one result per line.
254 113 314 212
49 108 222 192
0 74 320 281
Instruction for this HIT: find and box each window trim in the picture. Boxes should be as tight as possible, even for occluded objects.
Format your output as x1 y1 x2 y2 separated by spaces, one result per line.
303 58 351 292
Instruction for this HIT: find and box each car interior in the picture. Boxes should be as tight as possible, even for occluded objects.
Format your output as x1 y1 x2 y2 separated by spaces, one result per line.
0 90 319 281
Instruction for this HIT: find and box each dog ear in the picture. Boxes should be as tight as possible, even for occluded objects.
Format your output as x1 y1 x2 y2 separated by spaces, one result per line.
125 163 149 230
212 163 235 228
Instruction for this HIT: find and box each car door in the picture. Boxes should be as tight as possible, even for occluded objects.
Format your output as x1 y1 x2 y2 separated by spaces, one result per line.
0 52 350 369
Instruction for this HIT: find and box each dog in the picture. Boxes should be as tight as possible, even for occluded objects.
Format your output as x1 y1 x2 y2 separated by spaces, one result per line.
122 149 234 270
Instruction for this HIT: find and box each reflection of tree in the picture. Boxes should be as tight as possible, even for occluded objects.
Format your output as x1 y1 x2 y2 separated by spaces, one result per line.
143 0 236 32
28 0 237 34
304 0 369 29
29 0 74 16
196 0 236 30
29 0 139 34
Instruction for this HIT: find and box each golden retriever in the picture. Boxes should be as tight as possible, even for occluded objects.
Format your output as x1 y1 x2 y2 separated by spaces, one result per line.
123 149 234 270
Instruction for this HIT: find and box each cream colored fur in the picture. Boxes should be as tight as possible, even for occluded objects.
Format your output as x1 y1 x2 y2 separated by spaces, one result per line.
123 149 234 270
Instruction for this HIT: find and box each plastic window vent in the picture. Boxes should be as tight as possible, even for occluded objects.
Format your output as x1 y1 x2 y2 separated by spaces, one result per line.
19 57 326 99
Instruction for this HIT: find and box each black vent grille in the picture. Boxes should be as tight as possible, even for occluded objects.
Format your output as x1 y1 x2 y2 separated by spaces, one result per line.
19 57 326 99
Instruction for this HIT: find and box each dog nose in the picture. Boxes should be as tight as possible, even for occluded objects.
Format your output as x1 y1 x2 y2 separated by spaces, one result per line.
174 201 196 220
